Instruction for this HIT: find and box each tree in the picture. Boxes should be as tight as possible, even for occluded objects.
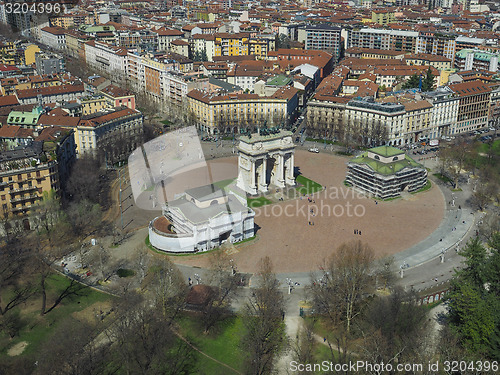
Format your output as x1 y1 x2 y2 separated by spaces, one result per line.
36 317 112 375
200 250 240 333
402 73 420 90
143 257 187 324
241 257 286 375
444 234 500 358
275 34 291 49
358 287 431 371
310 240 375 333
66 156 110 208
421 66 435 92
0 238 35 316
66 199 102 238
108 294 196 375
439 139 471 189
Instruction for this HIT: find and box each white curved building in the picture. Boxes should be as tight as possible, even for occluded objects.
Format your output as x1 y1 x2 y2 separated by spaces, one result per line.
149 184 255 253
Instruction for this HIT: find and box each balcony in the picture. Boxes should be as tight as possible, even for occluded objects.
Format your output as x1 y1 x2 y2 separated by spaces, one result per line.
11 185 38 194
10 194 39 203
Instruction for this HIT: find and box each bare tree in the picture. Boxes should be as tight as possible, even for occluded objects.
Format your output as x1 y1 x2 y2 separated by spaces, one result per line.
310 240 374 333
0 238 35 316
357 287 431 373
439 139 471 189
35 317 112 375
108 294 196 375
143 257 187 324
241 257 286 375
199 250 240 333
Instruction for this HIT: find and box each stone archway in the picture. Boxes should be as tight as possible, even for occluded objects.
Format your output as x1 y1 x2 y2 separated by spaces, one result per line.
236 130 296 195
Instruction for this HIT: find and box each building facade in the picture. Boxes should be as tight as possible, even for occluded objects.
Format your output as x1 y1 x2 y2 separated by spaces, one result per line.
346 146 427 199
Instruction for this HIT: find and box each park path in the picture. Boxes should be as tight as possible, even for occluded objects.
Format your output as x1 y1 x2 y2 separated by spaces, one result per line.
277 316 304 375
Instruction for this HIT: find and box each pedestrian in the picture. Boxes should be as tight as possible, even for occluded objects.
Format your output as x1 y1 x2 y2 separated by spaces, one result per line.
359 231 362 235
354 229 356 234
323 337 327 343
459 205 461 209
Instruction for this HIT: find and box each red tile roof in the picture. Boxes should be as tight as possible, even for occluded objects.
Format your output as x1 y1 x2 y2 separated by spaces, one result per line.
0 95 19 107
79 108 140 127
38 114 81 128
16 84 85 99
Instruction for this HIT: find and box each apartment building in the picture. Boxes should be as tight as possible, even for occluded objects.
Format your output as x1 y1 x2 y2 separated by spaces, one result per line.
76 107 143 159
40 27 67 51
402 100 433 144
415 32 456 62
50 12 96 29
35 52 65 75
64 30 92 60
447 80 491 134
373 66 440 89
156 27 185 52
84 41 128 79
192 34 216 61
301 25 342 61
348 28 419 53
116 29 158 50
0 143 60 217
344 98 406 146
422 88 460 139
100 84 136 109
371 10 395 25
454 49 499 72
16 83 85 105
80 96 108 115
405 53 452 71
214 33 250 57
187 87 298 134
345 47 406 60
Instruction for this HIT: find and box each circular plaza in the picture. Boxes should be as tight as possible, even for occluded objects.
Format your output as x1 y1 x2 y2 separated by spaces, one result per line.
172 150 445 273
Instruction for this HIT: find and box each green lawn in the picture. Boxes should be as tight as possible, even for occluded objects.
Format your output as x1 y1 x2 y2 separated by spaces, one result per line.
433 173 452 184
306 137 337 145
247 196 272 208
476 139 500 155
176 314 245 374
296 175 323 195
411 180 432 194
1 273 113 357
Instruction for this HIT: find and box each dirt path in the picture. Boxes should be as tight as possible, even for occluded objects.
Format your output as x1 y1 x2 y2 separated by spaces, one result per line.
7 341 28 356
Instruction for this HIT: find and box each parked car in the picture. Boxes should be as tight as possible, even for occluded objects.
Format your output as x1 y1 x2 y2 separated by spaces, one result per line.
308 147 319 153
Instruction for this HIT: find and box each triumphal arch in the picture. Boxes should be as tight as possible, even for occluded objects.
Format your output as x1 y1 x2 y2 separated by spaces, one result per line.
236 128 296 195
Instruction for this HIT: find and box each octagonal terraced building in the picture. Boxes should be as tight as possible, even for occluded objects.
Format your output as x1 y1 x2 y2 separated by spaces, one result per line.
346 146 427 199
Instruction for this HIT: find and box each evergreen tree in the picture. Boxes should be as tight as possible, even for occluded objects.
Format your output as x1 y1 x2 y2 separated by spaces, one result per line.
444 234 500 359
421 66 435 92
402 73 420 90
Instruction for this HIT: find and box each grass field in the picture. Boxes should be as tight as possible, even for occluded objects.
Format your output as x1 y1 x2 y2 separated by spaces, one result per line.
247 196 273 208
0 273 114 357
296 175 323 195
176 314 245 374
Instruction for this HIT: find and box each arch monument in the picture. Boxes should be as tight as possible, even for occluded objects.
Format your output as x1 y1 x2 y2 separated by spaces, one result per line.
236 129 296 195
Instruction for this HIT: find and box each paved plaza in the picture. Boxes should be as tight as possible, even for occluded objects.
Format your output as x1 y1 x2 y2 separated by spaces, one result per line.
173 150 445 273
